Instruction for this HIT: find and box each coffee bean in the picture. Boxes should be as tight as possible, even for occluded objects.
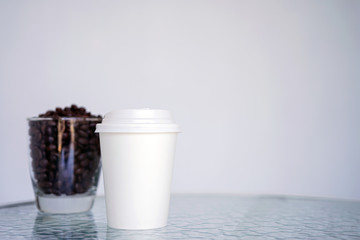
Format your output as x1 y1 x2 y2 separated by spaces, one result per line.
53 189 61 196
39 181 53 188
40 123 46 135
47 144 57 152
45 110 55 116
33 128 40 135
55 107 62 114
77 153 86 161
78 137 88 145
89 160 99 171
75 168 84 175
55 180 62 188
46 127 53 135
48 171 55 181
78 129 88 138
71 104 78 111
39 159 48 167
32 160 38 169
35 132 42 142
64 189 73 195
29 127 36 136
43 188 52 194
75 149 81 157
81 180 92 190
31 147 42 159
50 163 57 170
82 170 91 178
89 138 97 145
48 120 57 126
86 151 94 159
35 167 47 173
79 124 88 131
50 154 58 162
75 183 84 193
48 136 55 143
62 132 70 139
80 160 89 167
36 173 47 181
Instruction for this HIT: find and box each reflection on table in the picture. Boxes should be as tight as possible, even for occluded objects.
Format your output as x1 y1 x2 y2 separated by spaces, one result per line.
0 195 359 239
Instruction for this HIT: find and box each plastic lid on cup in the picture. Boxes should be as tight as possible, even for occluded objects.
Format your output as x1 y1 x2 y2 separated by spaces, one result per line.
95 109 180 133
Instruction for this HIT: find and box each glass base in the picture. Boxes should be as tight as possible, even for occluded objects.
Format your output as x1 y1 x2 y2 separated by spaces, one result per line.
36 194 95 214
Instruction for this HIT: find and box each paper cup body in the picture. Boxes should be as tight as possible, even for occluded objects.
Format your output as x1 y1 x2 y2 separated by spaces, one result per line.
96 109 180 229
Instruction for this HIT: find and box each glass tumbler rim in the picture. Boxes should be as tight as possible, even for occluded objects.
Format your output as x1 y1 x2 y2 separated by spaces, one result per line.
27 117 102 122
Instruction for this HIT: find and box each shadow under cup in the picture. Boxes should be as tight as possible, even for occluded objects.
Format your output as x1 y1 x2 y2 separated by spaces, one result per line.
28 117 102 213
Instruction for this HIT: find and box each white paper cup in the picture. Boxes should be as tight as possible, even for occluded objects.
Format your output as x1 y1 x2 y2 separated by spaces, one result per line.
96 109 180 229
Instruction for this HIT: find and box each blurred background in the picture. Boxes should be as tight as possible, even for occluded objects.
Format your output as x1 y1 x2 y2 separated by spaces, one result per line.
0 0 359 205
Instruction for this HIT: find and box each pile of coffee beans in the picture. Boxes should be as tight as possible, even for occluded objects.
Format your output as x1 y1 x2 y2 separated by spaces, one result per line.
28 105 102 196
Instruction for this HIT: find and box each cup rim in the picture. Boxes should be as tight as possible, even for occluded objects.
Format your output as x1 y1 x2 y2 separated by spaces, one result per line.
27 117 102 121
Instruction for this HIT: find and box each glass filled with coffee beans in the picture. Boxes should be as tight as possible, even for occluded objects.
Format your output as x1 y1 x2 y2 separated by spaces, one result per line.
27 105 102 213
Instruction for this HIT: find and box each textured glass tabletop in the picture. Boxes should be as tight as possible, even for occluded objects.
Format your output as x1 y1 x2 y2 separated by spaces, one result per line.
0 195 359 239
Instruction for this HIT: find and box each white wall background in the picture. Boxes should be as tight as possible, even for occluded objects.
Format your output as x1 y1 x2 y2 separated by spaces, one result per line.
0 0 359 205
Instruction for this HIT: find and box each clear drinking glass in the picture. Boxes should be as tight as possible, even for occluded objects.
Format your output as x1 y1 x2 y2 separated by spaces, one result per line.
27 117 102 213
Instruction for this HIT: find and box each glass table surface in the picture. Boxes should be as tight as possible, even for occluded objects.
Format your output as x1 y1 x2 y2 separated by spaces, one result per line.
0 195 359 239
